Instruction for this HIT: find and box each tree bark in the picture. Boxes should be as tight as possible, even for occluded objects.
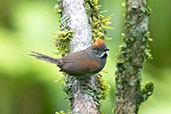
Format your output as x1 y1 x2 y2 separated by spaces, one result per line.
60 0 100 114
114 0 154 114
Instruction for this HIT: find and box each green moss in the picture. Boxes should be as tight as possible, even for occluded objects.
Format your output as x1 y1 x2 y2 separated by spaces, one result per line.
62 74 110 106
97 75 110 100
54 4 62 13
54 0 62 14
144 31 153 59
62 76 75 100
53 0 73 57
54 73 66 83
141 81 154 100
55 111 70 114
84 0 112 41
53 30 73 56
81 74 110 105
136 81 154 105
140 5 151 16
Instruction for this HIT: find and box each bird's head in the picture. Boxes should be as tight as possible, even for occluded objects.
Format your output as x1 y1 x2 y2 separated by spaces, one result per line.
91 39 109 59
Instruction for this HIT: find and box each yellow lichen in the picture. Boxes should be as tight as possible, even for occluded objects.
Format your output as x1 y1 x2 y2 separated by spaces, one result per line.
85 0 113 41
56 111 70 114
53 30 73 56
97 75 110 100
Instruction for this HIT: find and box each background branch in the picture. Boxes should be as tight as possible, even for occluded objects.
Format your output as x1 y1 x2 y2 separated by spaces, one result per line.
114 0 154 114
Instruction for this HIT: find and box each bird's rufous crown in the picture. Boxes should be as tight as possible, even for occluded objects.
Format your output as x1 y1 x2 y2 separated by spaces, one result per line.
92 39 105 47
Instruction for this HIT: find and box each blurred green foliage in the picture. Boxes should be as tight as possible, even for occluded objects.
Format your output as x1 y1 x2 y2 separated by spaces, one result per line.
0 0 170 114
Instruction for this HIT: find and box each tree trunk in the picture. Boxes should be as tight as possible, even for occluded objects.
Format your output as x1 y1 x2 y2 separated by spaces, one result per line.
58 0 104 114
114 0 154 114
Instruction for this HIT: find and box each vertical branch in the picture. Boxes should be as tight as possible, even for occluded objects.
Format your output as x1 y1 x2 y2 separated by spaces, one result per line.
114 0 154 114
58 0 103 114
61 0 98 113
54 0 111 113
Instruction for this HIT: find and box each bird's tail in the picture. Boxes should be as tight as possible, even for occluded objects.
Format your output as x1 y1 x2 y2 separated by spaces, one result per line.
29 51 61 65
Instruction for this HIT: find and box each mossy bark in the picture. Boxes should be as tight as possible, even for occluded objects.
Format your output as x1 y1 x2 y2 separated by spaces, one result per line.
55 0 110 114
61 0 99 113
114 0 154 114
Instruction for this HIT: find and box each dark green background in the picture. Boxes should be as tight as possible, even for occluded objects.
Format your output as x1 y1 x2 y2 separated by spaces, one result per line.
0 0 170 114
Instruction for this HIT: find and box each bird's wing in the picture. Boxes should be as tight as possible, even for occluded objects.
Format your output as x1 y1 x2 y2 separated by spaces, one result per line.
62 49 95 60
61 51 99 75
61 59 99 75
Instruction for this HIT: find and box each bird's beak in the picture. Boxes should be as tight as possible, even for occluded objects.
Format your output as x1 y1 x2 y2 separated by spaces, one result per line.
105 48 109 51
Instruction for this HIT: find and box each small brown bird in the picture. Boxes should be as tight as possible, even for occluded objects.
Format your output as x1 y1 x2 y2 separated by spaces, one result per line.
30 39 109 77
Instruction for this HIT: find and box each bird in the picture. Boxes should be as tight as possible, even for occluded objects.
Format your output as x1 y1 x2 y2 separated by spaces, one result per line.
29 39 109 77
